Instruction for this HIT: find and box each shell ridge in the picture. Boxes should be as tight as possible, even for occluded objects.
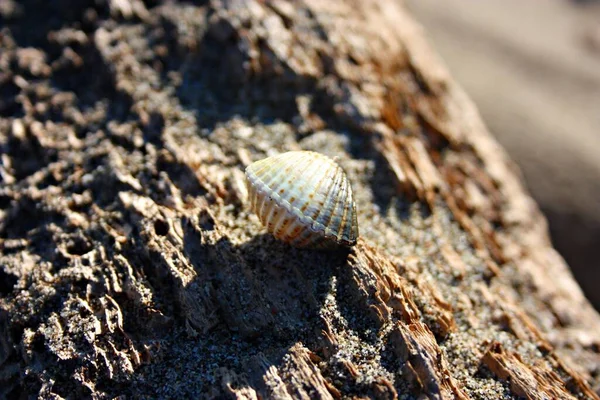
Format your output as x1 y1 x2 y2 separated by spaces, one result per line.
337 174 356 242
277 153 320 201
259 158 293 191
297 155 336 221
313 164 343 234
247 171 272 226
347 187 358 241
251 170 346 241
330 171 349 241
246 151 358 248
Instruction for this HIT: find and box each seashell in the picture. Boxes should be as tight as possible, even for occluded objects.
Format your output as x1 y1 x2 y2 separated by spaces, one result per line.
245 151 358 248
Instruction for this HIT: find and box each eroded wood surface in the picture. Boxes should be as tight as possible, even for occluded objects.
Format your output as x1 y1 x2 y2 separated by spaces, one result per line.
0 0 599 398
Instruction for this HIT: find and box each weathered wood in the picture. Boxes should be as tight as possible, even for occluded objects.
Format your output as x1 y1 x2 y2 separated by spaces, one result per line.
0 0 599 398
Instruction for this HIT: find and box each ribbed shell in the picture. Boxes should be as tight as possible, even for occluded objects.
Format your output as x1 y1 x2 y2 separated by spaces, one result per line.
245 151 359 248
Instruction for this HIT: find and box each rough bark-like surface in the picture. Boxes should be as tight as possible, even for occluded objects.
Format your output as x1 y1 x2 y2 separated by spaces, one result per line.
0 0 599 398
406 0 600 310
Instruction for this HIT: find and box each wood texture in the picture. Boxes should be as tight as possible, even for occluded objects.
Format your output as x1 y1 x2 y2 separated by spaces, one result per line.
0 0 599 398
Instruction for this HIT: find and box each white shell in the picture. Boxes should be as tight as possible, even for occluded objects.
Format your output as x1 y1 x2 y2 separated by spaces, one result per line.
245 151 358 248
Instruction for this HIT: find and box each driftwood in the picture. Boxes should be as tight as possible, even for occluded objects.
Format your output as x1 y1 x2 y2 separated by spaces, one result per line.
1 0 599 398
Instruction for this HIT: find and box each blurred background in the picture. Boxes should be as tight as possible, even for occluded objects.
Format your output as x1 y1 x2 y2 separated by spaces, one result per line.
405 0 600 309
